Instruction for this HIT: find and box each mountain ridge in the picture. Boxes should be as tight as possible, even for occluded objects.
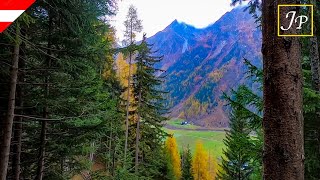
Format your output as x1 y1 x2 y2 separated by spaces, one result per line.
147 7 262 127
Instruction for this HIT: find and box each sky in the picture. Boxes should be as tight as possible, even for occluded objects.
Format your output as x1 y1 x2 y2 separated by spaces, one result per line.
110 0 236 42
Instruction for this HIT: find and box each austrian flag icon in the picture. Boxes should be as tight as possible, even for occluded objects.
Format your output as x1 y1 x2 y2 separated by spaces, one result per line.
0 0 35 33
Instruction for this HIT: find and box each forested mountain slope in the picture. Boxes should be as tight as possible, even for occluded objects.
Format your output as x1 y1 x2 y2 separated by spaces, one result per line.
148 7 262 127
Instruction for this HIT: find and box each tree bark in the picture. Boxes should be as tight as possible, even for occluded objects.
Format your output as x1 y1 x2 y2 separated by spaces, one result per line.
309 0 320 170
0 22 21 180
35 120 47 180
262 1 304 179
135 88 142 173
124 51 132 162
35 14 53 180
310 1 320 92
310 22 320 147
123 6 142 165
310 36 320 91
12 29 26 180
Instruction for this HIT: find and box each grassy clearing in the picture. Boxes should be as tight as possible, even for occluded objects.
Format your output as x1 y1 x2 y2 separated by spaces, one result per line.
164 128 226 159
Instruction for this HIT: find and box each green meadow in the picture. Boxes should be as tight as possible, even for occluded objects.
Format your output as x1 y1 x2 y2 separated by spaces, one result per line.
164 119 226 159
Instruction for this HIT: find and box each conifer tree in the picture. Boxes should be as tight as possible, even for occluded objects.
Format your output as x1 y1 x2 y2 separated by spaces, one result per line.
218 103 253 180
208 152 218 179
123 5 143 162
181 146 193 180
262 0 304 178
218 59 263 180
192 141 209 180
233 1 306 178
165 136 182 180
0 22 21 180
131 35 168 178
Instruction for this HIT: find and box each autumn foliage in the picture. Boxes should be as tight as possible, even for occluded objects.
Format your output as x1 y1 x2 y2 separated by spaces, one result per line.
115 53 138 122
165 136 182 180
192 141 210 180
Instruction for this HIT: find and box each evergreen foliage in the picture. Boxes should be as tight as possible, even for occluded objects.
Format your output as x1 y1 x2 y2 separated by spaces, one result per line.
181 146 193 180
0 1 167 179
132 35 169 179
0 1 319 179
218 60 263 180
301 1 320 176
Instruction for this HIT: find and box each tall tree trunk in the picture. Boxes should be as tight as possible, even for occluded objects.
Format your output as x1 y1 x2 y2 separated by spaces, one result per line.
310 23 320 143
135 88 142 173
309 0 320 171
112 144 116 176
108 121 113 172
35 120 47 180
35 14 53 180
0 22 21 180
310 2 320 92
12 29 26 180
310 37 320 90
124 18 136 163
316 2 320 58
12 88 23 180
124 51 132 162
262 1 304 179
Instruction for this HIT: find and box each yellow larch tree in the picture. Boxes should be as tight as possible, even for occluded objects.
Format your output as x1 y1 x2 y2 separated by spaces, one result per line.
192 141 210 180
207 152 219 179
115 53 137 122
165 136 182 180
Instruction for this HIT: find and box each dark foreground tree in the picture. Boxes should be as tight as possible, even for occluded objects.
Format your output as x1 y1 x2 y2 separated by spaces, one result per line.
0 22 21 180
303 1 320 178
262 0 304 179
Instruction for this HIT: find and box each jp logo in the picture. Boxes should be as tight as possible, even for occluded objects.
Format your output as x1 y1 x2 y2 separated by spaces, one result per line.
278 4 313 36
280 11 309 31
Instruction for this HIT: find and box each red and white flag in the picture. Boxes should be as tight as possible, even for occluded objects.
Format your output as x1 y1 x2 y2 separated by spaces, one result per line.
0 0 35 33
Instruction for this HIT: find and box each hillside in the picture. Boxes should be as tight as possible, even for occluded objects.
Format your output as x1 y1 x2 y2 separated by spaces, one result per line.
147 7 262 127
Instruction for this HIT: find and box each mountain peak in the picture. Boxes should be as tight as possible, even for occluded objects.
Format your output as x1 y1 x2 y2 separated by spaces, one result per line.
163 19 199 38
166 19 188 29
171 19 179 25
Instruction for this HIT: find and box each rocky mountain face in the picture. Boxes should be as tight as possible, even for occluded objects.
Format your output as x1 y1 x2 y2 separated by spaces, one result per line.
147 7 262 127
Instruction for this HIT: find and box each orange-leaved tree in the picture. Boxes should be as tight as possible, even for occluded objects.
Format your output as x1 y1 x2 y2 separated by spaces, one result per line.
165 136 182 180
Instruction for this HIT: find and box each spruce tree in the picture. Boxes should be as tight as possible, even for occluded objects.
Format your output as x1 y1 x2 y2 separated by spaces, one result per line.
218 105 253 180
132 35 169 178
182 146 193 180
0 22 21 180
122 5 143 162
262 0 304 178
218 59 263 180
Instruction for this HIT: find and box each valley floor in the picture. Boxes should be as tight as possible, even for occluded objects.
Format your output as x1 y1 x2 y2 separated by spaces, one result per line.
164 119 226 159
